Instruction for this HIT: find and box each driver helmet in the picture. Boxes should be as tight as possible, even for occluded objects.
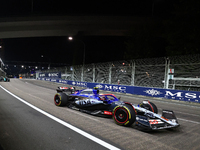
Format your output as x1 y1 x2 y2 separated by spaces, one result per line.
93 87 99 94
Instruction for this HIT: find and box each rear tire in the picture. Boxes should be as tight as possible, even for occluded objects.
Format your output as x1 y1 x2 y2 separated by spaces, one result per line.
113 104 136 126
54 93 68 106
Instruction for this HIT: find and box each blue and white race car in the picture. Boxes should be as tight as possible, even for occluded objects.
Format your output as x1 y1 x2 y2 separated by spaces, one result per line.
54 87 180 130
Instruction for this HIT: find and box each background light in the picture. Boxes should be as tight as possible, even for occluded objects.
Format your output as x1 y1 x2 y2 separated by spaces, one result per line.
68 37 73 40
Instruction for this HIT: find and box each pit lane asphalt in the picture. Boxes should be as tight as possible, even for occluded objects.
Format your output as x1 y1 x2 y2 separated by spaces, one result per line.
0 81 119 150
1 79 200 150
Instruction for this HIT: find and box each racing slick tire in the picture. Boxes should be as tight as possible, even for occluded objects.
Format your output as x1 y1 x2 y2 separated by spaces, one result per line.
150 102 158 113
113 104 136 127
54 93 68 106
140 101 158 114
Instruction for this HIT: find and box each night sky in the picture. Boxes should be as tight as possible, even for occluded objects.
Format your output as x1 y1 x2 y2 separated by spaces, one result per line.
0 0 199 69
3 36 126 65
0 0 171 17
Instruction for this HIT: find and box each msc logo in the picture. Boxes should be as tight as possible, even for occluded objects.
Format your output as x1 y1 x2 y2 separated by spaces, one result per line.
71 82 87 87
48 73 59 77
39 74 45 77
165 91 198 99
144 89 200 102
104 85 126 93
62 80 68 84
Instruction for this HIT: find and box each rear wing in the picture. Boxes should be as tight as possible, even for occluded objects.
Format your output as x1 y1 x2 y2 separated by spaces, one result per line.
56 87 76 93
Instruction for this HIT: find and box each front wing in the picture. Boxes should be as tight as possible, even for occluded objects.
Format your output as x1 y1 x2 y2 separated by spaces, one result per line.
135 109 180 130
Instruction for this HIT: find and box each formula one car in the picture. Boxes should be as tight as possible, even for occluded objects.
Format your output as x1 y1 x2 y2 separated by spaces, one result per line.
54 87 180 130
0 76 10 82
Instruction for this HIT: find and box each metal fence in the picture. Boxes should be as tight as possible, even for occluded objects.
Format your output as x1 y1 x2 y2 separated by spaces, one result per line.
40 54 200 91
168 54 200 91
0 58 6 77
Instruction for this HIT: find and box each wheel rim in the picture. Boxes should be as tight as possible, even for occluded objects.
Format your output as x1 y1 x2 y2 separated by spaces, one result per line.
54 94 61 105
114 107 129 124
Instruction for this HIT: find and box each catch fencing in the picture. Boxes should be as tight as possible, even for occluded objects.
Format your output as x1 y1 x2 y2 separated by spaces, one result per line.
39 54 200 91
0 58 6 77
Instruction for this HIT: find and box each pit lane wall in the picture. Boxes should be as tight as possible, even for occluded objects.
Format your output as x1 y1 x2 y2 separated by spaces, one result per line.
37 77 200 103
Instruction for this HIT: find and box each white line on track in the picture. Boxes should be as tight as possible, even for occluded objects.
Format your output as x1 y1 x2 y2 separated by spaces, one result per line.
174 111 200 117
9 83 99 122
27 94 99 122
177 118 200 124
0 85 121 150
157 108 200 117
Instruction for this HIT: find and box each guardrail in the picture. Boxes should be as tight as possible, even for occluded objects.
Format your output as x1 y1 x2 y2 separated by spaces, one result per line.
37 77 200 103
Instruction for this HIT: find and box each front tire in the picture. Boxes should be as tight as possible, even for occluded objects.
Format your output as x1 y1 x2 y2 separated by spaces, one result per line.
139 101 158 113
112 104 136 126
54 93 68 106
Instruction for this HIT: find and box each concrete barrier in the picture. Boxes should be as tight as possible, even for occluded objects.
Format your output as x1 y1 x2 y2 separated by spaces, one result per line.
37 77 200 103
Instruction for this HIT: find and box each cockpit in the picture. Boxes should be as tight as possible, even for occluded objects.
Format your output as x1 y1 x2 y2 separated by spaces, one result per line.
99 94 118 103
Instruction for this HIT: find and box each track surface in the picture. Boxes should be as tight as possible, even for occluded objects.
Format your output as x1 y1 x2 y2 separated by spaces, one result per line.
1 79 200 150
